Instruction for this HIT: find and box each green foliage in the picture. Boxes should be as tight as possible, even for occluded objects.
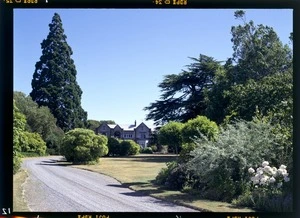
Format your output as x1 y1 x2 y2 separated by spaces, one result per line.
234 187 292 212
99 120 116 125
179 142 196 163
230 10 292 84
13 101 27 151
61 128 108 163
119 140 140 156
155 161 177 186
187 119 280 202
204 66 230 124
30 13 87 132
158 121 184 154
106 138 140 156
155 161 191 190
13 100 27 174
145 54 221 125
150 145 157 152
107 137 121 156
141 147 153 154
14 91 64 154
87 119 116 132
203 11 292 125
248 191 292 212
22 132 47 156
86 120 100 132
45 126 65 155
148 132 159 147
13 151 22 174
225 71 292 122
182 115 219 143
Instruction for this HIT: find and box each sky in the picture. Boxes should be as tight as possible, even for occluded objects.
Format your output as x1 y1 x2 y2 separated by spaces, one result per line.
13 9 293 127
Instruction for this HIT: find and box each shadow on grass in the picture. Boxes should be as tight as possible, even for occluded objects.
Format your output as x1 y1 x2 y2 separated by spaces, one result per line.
107 182 148 188
129 156 178 163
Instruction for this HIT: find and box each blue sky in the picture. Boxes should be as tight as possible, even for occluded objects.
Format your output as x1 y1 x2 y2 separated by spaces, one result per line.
13 9 292 127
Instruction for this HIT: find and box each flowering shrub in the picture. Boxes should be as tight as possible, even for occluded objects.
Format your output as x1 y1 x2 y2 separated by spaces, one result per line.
186 119 278 202
248 161 290 190
244 161 292 211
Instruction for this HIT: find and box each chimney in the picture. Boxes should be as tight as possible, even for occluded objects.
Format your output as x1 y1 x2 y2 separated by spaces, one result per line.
134 120 136 126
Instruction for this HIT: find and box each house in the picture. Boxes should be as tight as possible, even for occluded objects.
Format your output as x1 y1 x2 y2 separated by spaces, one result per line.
95 121 152 148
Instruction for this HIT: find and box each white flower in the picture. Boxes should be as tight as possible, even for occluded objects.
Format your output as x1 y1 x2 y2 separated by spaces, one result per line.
277 168 284 176
260 175 269 185
256 167 263 172
269 177 276 183
257 169 264 175
279 165 287 170
282 172 289 177
251 175 259 184
248 168 255 174
284 176 290 182
263 166 273 174
262 161 269 167
271 167 278 176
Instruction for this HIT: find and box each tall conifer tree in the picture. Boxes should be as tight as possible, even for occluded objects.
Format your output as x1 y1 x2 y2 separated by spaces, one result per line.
30 13 87 131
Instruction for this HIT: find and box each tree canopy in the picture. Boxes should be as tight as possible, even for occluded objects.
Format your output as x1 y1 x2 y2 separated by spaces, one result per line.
30 13 87 132
144 54 221 125
158 121 184 154
145 10 292 126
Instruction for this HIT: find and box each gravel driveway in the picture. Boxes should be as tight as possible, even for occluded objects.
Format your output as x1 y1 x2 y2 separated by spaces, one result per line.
20 156 198 212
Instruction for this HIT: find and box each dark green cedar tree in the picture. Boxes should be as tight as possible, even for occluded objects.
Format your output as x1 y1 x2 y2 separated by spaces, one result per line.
30 13 87 132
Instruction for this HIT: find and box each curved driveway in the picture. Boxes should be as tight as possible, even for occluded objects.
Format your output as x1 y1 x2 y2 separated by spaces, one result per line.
21 156 198 212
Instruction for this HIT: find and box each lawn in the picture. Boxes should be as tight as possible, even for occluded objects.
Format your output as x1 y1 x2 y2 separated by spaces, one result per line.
72 154 256 212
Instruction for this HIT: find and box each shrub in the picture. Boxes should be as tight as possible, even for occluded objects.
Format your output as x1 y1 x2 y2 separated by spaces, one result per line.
179 142 196 163
150 145 158 152
22 132 47 156
119 140 140 156
45 127 64 155
165 163 190 190
141 147 153 154
128 140 140 155
158 121 184 154
61 128 108 163
187 119 280 202
155 161 190 190
155 161 177 186
182 115 219 143
234 161 293 212
13 151 22 174
107 137 121 156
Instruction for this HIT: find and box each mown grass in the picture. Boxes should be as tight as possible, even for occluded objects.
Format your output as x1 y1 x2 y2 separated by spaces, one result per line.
13 169 30 211
72 154 256 212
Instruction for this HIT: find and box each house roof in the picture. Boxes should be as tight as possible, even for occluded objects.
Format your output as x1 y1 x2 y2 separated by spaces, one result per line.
100 121 156 131
107 124 117 129
120 124 136 131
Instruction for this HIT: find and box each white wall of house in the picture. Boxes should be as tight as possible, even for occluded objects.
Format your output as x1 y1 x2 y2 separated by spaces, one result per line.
96 122 152 147
135 123 150 140
123 131 135 139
